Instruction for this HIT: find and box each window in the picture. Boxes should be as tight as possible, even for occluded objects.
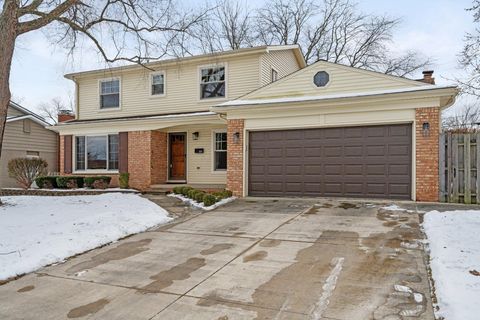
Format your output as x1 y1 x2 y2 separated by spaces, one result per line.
214 131 227 171
313 71 329 87
100 78 120 109
200 66 225 99
271 68 278 82
151 73 165 96
75 134 119 171
23 120 31 133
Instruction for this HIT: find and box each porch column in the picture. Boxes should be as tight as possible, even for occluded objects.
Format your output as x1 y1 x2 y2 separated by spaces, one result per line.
127 130 167 191
415 107 440 202
227 119 245 197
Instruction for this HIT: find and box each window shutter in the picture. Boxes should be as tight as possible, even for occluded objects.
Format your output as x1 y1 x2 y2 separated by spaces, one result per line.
119 132 129 173
64 135 72 174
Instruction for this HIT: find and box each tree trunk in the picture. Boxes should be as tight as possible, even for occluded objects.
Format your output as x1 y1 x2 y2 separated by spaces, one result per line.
0 2 19 204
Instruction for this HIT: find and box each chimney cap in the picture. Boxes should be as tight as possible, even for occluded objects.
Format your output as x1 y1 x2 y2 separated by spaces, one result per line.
422 70 434 76
58 109 73 115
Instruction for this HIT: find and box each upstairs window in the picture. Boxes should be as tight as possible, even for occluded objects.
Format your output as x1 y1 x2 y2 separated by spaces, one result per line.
100 78 120 109
151 73 165 96
214 131 227 171
75 134 119 171
200 66 225 99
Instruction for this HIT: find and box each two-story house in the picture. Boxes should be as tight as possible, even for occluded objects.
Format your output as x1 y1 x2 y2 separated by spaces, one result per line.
51 44 458 202
1 102 58 188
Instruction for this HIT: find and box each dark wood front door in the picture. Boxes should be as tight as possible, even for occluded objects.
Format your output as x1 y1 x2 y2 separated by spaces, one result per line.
169 133 186 180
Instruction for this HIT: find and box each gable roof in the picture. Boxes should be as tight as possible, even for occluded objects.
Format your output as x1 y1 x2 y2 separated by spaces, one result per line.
65 45 306 80
8 101 50 127
226 60 429 102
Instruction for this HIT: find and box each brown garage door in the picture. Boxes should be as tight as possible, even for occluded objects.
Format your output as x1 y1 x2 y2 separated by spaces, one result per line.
248 124 412 199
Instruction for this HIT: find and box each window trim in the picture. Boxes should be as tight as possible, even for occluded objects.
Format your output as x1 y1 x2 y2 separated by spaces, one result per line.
23 119 31 133
73 133 120 173
149 71 166 98
211 129 227 173
98 77 121 110
198 63 228 101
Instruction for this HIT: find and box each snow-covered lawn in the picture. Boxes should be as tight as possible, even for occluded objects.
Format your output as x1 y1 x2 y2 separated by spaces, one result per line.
0 194 171 280
423 210 480 320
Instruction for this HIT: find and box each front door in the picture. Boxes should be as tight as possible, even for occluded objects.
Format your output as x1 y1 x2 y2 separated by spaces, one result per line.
169 133 186 180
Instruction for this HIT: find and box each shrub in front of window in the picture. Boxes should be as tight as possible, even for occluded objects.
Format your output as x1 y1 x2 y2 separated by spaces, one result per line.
84 176 112 189
119 173 129 189
35 176 59 189
56 176 84 189
172 186 183 194
187 189 198 199
202 194 217 207
212 189 233 200
8 157 48 189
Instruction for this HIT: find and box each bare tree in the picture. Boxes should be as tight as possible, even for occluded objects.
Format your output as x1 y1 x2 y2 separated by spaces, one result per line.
38 97 73 124
256 0 431 74
459 1 480 97
0 0 208 162
0 0 209 205
442 104 480 131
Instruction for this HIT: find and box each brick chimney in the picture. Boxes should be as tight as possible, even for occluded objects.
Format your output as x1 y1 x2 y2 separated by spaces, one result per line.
57 109 75 123
420 70 435 85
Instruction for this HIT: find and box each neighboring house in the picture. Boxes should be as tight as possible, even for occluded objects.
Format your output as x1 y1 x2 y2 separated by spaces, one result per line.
1 102 58 188
50 45 458 202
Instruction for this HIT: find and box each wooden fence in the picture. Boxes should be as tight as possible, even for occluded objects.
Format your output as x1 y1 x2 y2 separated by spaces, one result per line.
439 132 480 204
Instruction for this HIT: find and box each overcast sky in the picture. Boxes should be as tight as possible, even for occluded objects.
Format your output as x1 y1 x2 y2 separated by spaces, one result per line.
10 0 475 115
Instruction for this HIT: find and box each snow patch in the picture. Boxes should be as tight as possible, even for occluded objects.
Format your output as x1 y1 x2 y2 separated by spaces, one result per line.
394 284 413 293
423 210 480 320
0 194 171 280
168 193 236 211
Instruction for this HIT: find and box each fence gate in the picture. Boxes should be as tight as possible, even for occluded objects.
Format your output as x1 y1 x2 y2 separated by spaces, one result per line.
440 132 480 204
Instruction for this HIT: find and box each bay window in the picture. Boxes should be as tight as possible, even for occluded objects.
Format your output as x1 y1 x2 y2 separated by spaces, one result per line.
75 134 119 171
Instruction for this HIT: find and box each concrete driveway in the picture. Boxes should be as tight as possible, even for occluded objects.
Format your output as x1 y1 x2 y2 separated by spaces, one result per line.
0 198 433 319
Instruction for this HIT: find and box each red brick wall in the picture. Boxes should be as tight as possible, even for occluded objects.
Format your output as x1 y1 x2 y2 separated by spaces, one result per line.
416 107 440 202
227 119 244 196
151 131 167 185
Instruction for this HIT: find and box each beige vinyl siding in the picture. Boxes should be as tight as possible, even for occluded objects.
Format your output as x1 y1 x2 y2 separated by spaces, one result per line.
7 107 25 117
76 54 263 120
3 120 58 153
260 49 301 86
1 120 58 188
246 61 426 100
164 124 227 185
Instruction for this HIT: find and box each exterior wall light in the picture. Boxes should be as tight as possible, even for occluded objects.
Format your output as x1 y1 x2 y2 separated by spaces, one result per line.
192 132 199 140
233 132 240 143
422 122 430 137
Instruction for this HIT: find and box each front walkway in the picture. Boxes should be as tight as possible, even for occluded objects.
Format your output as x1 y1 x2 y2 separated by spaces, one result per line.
0 198 434 319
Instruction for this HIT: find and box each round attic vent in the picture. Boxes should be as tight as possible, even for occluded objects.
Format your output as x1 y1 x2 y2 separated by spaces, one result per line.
314 71 329 87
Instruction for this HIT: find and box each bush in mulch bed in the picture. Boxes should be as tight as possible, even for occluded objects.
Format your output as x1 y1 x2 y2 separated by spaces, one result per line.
84 176 112 189
56 176 85 189
35 176 59 189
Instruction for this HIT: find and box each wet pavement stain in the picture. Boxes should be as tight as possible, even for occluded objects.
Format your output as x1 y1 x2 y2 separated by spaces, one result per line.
66 239 152 274
67 298 109 318
17 285 34 293
200 244 234 255
243 251 268 263
304 207 319 215
318 203 333 209
140 257 206 293
337 202 360 209
259 239 281 247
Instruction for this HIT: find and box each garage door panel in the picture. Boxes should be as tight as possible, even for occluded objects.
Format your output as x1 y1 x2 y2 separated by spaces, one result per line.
249 124 412 199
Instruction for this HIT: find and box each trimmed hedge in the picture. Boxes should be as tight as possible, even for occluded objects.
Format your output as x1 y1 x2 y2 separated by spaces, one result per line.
56 176 84 189
172 186 233 207
84 176 112 189
119 173 129 189
35 176 59 189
